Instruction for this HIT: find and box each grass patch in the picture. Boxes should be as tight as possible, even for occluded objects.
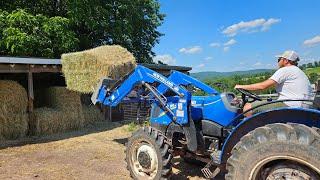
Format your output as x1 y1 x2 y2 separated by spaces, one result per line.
126 120 151 132
127 122 139 132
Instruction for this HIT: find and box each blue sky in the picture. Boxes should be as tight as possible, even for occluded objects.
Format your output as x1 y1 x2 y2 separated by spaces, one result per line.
153 0 320 72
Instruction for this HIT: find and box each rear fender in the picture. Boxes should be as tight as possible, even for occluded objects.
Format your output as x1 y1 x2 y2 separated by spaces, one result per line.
220 107 320 165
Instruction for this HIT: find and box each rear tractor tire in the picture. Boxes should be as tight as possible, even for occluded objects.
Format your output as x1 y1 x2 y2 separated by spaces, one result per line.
126 127 173 180
226 123 320 180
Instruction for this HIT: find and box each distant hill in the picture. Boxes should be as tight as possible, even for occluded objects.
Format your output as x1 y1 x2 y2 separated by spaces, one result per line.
191 69 274 80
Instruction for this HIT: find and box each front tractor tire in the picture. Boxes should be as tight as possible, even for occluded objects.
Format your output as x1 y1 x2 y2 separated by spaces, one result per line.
226 123 320 180
126 127 173 180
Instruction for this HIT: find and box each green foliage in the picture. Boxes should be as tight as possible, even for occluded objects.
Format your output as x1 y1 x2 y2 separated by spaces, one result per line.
193 71 276 96
309 73 319 84
0 0 165 63
0 9 78 58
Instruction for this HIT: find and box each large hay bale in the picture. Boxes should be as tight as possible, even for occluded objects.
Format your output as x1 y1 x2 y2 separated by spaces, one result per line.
32 107 83 135
44 87 83 111
0 80 28 113
82 105 104 125
0 80 28 140
31 87 85 135
0 107 28 139
61 45 136 93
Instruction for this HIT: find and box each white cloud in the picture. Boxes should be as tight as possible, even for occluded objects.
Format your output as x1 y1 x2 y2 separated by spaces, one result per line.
204 57 213 61
253 62 262 67
261 18 281 31
153 54 176 65
209 42 220 47
222 18 281 36
224 39 237 46
197 63 205 68
179 46 202 54
223 47 230 52
303 35 320 47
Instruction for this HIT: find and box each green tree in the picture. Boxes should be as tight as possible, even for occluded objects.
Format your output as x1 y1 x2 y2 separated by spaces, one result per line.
307 63 314 68
0 0 165 63
309 73 319 84
0 9 78 58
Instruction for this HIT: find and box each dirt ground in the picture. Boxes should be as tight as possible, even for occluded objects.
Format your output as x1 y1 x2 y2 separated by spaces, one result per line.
0 122 224 180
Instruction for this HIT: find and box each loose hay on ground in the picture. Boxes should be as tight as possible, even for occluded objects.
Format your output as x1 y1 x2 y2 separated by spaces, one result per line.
0 80 28 140
61 45 136 93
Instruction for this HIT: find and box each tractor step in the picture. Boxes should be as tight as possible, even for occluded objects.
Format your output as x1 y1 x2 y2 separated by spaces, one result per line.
201 165 220 179
201 151 221 179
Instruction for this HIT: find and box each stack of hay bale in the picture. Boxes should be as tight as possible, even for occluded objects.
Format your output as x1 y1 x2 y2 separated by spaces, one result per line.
31 87 85 135
0 80 29 140
61 45 136 93
82 105 104 125
81 94 105 125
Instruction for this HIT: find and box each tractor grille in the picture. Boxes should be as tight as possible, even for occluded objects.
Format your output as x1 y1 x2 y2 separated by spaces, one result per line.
121 102 151 122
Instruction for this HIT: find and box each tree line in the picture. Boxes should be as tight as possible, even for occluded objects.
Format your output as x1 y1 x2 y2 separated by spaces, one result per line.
299 61 320 70
0 0 164 63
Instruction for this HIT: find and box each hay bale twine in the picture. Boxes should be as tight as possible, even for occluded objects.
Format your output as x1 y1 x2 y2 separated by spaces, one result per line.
61 45 136 93
0 80 28 140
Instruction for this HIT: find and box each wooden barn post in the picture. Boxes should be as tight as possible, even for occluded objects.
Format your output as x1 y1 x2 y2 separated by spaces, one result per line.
27 65 34 113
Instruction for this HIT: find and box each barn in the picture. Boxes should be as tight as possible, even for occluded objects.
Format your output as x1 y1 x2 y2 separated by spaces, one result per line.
0 56 191 139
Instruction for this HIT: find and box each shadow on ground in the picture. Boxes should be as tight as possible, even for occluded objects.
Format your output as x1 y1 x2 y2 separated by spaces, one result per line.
0 121 130 150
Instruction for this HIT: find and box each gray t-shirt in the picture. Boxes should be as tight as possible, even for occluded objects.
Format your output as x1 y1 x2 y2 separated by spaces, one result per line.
269 66 313 107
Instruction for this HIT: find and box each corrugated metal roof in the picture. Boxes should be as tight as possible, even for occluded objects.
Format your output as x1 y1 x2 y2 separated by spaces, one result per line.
0 57 61 65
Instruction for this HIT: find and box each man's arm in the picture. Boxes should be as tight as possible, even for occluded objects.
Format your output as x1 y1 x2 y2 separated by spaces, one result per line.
234 79 277 91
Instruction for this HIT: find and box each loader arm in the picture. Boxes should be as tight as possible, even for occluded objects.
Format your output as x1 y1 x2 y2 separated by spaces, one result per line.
157 70 219 95
91 65 192 125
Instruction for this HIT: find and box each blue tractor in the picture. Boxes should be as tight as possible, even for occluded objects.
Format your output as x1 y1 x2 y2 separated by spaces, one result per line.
92 65 320 180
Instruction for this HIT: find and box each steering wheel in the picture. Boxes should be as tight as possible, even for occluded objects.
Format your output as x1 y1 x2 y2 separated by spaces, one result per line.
236 88 262 105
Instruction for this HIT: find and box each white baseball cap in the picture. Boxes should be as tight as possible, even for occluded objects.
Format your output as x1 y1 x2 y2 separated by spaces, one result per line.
276 50 300 61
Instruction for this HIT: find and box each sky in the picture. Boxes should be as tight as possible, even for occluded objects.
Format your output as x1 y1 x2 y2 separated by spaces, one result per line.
152 0 320 72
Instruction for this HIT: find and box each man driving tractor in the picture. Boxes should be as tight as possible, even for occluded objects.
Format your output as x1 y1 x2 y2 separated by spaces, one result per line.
234 50 313 116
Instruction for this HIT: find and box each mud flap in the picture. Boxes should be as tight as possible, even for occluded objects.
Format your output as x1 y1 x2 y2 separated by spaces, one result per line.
182 111 197 152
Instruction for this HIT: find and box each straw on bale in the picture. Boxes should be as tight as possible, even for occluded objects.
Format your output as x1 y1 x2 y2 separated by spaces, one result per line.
0 107 28 139
61 45 136 93
0 80 28 140
31 87 84 135
82 105 104 125
32 108 67 135
0 80 28 113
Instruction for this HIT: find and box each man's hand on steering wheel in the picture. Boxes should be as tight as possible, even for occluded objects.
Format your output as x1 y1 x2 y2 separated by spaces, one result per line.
234 86 262 107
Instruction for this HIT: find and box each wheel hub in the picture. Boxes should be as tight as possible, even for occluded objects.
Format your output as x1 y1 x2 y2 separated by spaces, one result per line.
266 167 312 180
138 151 151 169
136 144 158 173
